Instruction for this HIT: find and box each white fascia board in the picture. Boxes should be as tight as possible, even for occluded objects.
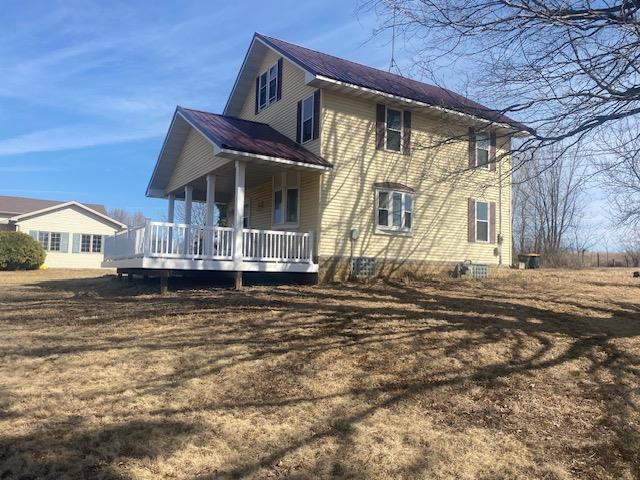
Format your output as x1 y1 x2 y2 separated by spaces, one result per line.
223 35 315 116
312 74 530 137
216 148 331 171
11 201 127 229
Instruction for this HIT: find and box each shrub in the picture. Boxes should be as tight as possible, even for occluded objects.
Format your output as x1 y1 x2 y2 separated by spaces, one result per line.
0 231 46 270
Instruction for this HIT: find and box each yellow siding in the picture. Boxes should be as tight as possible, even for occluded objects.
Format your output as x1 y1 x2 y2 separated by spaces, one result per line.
319 90 512 266
244 170 321 237
166 128 228 194
238 49 320 156
16 205 120 269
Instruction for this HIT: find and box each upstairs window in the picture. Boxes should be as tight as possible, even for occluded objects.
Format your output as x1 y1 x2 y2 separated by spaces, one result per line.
301 94 314 143
385 108 403 151
376 188 413 233
257 61 279 111
476 201 490 242
475 133 490 168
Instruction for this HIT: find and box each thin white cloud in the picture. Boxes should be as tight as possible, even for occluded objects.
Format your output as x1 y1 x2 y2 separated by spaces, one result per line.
0 123 164 156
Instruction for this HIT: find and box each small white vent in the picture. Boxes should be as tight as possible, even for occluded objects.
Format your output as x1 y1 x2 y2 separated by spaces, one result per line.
351 257 375 278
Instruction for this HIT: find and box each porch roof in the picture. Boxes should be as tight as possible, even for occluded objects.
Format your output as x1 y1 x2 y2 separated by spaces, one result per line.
178 107 331 169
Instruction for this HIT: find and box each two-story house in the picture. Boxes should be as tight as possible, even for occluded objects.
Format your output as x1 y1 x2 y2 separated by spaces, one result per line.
103 33 529 284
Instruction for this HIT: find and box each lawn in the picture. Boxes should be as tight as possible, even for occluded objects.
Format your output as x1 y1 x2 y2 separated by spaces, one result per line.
0 268 639 479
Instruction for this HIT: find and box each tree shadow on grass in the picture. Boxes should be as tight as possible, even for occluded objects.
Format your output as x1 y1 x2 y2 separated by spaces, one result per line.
0 418 197 480
3 274 640 478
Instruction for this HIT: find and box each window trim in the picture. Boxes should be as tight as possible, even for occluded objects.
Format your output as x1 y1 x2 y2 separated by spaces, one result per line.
257 61 279 112
384 106 403 153
300 93 314 144
79 233 103 254
49 232 61 252
475 133 491 169
374 188 414 235
475 200 490 243
272 172 300 229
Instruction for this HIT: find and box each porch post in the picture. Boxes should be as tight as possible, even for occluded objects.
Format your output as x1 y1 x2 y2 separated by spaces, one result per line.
232 161 246 287
184 185 193 224
167 193 175 223
183 185 193 255
167 193 175 253
205 174 216 256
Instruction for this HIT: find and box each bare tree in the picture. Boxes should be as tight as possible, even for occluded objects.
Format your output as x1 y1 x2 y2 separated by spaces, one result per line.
597 121 640 229
512 144 589 264
366 1 640 156
108 208 147 228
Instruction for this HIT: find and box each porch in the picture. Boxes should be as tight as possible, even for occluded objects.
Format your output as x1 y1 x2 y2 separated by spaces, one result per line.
103 221 316 273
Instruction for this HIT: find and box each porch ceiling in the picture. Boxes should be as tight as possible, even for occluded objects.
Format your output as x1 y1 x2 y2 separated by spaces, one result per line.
173 160 310 203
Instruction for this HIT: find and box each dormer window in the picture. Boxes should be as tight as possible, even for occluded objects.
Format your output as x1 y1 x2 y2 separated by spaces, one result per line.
256 60 282 112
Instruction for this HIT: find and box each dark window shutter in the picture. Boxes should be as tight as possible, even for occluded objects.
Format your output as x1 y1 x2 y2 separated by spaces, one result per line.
296 100 302 144
490 202 497 244
489 131 497 171
376 104 386 150
403 110 411 156
254 76 260 115
312 90 321 140
276 58 283 101
468 127 476 168
468 198 476 243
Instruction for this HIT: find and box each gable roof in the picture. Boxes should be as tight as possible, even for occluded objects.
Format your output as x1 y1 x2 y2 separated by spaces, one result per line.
226 33 530 133
0 195 107 216
147 107 331 197
0 196 126 229
179 107 331 168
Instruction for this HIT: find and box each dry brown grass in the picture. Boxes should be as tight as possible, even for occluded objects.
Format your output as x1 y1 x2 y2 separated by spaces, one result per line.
0 268 639 479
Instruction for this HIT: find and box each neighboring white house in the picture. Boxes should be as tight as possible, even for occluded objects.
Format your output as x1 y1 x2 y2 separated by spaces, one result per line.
0 195 126 269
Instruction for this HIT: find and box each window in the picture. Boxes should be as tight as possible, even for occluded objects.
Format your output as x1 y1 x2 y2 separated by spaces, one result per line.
301 94 314 143
258 62 279 111
376 189 413 233
37 231 49 250
386 107 402 151
476 133 490 168
92 235 102 253
243 202 250 228
273 172 300 226
49 233 61 252
476 201 489 242
268 65 278 103
81 234 92 253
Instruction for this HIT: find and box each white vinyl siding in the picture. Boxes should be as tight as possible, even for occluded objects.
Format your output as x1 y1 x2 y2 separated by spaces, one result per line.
18 204 120 268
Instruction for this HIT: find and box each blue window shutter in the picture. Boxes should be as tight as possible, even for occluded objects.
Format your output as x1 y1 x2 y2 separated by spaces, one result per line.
60 233 69 252
29 230 39 240
72 233 81 253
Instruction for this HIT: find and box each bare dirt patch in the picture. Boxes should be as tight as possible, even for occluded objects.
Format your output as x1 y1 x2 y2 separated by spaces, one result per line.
0 268 639 479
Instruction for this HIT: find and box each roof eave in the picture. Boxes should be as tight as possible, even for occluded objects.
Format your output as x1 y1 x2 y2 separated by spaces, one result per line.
312 74 531 136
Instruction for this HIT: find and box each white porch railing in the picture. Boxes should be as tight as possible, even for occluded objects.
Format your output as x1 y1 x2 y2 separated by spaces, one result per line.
243 228 313 263
104 221 314 264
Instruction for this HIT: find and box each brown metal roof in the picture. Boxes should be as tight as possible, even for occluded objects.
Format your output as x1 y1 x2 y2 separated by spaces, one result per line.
0 195 107 216
256 33 531 133
177 106 331 169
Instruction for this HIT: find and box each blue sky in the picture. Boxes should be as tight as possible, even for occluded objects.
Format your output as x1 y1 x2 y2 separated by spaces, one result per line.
0 1 613 247
0 0 396 220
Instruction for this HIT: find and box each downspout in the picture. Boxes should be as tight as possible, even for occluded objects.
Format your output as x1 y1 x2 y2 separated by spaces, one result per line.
498 153 503 266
